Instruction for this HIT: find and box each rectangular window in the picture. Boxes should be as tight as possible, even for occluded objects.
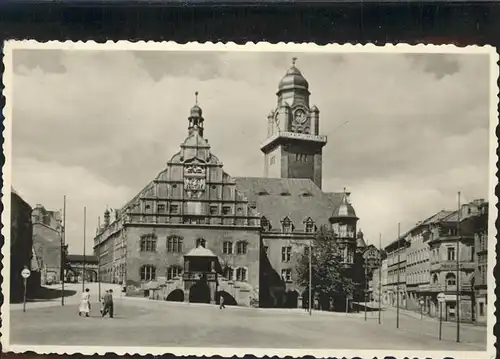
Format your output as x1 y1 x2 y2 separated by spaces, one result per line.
281 268 292 282
222 206 231 215
281 246 292 262
170 204 179 214
210 205 218 215
479 302 485 316
157 204 166 213
447 247 456 261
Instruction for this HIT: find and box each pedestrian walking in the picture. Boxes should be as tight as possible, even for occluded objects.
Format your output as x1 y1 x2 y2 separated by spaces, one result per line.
102 289 114 318
219 294 226 310
78 288 91 317
100 290 108 315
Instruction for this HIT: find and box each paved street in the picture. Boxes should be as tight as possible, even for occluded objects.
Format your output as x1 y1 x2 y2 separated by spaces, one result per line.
9 284 486 350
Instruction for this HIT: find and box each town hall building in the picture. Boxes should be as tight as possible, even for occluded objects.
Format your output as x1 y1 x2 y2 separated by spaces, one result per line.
94 59 370 308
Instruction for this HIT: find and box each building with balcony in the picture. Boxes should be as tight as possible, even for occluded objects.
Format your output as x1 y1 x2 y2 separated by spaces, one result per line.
473 200 488 324
31 204 64 285
94 61 365 308
426 200 484 322
383 236 408 308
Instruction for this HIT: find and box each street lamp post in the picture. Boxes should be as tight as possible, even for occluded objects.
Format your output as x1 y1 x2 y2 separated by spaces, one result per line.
378 233 382 325
61 195 66 306
82 207 86 292
309 238 312 316
456 191 461 343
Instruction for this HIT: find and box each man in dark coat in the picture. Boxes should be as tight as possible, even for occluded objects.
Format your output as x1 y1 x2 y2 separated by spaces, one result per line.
102 289 114 318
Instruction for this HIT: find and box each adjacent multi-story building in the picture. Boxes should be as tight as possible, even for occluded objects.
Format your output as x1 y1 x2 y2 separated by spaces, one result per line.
405 210 452 314
384 236 408 308
473 200 488 324
94 60 367 308
31 204 64 285
384 199 488 323
426 200 484 322
10 188 39 301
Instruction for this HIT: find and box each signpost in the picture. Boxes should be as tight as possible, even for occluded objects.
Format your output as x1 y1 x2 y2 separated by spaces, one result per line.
21 267 31 312
437 292 446 340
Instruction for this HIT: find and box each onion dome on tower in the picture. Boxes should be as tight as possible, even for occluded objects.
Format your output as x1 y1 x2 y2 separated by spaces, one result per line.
331 188 358 220
277 57 309 93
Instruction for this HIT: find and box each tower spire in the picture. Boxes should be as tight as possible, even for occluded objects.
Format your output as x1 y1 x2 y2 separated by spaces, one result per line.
195 91 199 104
292 57 297 67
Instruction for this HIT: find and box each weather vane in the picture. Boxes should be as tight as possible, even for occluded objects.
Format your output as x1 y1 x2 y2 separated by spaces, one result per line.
292 57 297 66
195 91 199 104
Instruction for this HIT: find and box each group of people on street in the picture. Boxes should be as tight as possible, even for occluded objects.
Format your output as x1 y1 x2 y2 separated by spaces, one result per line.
78 288 114 318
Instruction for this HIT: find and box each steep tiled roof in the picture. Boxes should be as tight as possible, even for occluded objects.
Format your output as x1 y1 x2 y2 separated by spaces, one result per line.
234 177 343 230
330 192 358 219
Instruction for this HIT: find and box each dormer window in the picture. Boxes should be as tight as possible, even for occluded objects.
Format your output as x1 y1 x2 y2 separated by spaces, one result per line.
196 238 206 248
280 191 291 196
261 217 271 232
304 217 315 233
281 216 293 233
301 191 313 197
257 190 269 196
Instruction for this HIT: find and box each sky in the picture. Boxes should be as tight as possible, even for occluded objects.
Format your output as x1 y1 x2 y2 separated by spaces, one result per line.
10 48 492 254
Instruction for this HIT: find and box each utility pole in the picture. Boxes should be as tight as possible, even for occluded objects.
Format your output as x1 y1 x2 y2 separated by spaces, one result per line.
456 191 461 343
61 195 66 306
396 222 401 329
82 207 86 292
97 216 101 301
378 233 382 324
309 238 312 316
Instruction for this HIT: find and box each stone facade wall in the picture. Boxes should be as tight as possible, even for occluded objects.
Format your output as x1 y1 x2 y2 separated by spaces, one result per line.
124 225 260 302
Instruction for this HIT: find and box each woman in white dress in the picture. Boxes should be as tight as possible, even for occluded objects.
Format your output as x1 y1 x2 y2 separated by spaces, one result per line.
78 288 91 317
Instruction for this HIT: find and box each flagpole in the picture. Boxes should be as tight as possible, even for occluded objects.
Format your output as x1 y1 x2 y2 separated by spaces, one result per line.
396 222 400 329
61 195 66 306
378 233 382 324
456 191 461 342
82 207 86 293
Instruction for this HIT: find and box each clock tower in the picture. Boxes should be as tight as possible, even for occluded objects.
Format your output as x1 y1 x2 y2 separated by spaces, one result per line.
260 58 327 188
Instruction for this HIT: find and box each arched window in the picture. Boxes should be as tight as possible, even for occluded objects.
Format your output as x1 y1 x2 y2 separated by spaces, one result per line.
236 267 247 281
196 238 206 248
432 274 438 284
281 216 293 233
140 234 157 252
236 241 248 255
223 241 233 254
304 217 315 233
446 273 456 286
167 236 183 253
140 265 156 281
167 265 183 280
261 216 271 232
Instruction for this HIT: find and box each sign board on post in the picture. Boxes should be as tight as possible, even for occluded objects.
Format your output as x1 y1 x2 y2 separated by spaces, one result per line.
437 292 446 303
21 267 31 313
21 268 31 279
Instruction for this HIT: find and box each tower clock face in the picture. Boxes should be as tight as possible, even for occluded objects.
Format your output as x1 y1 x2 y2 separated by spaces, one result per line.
294 110 307 124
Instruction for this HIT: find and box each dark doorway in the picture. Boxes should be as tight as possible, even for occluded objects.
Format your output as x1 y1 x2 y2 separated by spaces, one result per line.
189 282 211 303
216 291 237 306
166 289 184 302
285 291 299 308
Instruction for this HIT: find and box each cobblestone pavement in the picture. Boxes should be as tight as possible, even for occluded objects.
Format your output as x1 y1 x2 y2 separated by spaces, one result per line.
9 289 486 351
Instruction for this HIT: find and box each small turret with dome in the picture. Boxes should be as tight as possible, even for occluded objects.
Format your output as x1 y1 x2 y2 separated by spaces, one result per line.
356 228 367 248
188 91 204 137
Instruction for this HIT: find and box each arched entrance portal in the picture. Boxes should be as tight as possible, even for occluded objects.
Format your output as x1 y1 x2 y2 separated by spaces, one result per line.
285 291 299 308
216 291 237 306
166 289 184 302
189 282 211 303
